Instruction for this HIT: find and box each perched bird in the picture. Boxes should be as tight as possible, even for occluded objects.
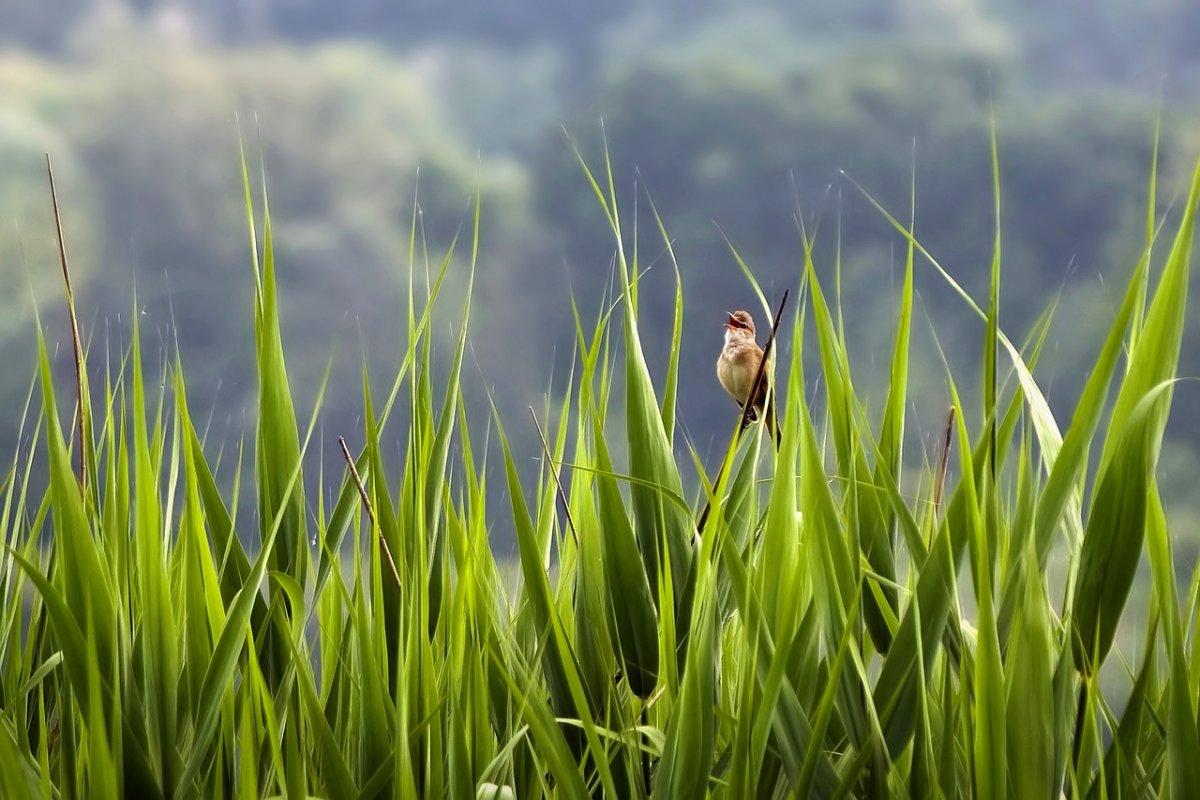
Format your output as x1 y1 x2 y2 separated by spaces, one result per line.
716 310 779 445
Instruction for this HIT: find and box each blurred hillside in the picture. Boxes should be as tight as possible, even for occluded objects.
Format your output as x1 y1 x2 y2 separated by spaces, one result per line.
2 0 1199 544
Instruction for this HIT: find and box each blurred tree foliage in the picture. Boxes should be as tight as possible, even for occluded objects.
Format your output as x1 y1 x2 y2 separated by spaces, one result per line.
1 0 1198 517
0 26 538 448
7 0 1198 92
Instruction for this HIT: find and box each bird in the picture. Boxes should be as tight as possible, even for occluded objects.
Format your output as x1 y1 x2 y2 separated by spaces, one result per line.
716 309 779 446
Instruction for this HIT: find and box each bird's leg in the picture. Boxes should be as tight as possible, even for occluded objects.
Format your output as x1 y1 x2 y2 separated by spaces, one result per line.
739 402 762 432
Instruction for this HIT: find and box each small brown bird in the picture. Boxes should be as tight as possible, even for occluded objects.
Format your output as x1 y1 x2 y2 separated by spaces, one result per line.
717 310 779 444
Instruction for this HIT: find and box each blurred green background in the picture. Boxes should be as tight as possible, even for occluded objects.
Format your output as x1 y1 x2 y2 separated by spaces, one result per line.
2 0 1199 562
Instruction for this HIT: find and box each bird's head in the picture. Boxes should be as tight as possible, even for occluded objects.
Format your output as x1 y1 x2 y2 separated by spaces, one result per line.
724 310 756 339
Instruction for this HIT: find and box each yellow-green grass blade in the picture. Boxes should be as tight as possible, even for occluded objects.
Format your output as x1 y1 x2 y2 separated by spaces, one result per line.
1145 488 1200 797
804 240 897 655
591 417 659 699
176 356 331 792
646 193 684 442
1130 107 1162 351
252 183 307 584
574 144 695 619
32 333 117 691
1085 616 1158 798
495 414 619 797
653 581 717 799
847 174 1068 494
1071 383 1172 675
1005 542 1059 798
1100 156 1200 474
128 307 180 792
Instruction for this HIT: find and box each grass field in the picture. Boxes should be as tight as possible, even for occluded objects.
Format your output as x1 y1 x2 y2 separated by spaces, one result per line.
1 137 1199 798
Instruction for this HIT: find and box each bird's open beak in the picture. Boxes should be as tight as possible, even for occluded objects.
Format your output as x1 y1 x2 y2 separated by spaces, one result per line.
724 311 737 328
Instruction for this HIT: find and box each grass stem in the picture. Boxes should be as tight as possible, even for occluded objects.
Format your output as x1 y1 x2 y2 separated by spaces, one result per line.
45 154 88 491
338 435 402 589
529 406 579 546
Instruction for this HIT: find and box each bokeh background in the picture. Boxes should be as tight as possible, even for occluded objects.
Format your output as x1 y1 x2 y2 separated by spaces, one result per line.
2 0 1200 571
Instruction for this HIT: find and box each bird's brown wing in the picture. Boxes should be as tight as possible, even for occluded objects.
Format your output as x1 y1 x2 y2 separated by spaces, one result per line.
737 346 767 416
745 362 768 415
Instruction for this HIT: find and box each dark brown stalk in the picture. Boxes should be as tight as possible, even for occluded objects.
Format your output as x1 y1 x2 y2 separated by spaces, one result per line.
738 290 789 435
932 405 955 513
529 406 579 546
338 436 402 589
697 289 789 534
46 155 88 490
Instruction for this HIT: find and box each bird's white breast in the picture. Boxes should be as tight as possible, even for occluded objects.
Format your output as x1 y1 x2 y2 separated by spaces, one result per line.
717 341 755 403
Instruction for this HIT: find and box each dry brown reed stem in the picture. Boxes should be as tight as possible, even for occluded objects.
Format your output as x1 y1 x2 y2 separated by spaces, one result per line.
338 435 403 589
46 155 88 490
529 406 579 547
933 405 956 513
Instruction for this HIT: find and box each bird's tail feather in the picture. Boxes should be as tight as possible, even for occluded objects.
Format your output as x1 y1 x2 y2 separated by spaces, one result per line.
741 392 782 451
764 393 781 450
